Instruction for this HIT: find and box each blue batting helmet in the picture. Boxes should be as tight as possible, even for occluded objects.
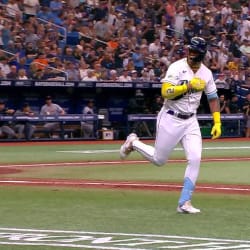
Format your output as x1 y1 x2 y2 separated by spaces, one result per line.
187 37 207 62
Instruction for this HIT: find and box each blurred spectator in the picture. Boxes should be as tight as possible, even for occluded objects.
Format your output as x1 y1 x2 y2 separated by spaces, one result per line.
17 68 28 80
219 94 230 114
215 73 231 98
82 69 97 81
139 68 151 81
227 95 242 114
148 38 161 54
118 69 132 82
25 42 38 63
6 65 18 79
40 95 65 138
81 99 95 138
31 68 46 80
61 46 78 64
127 89 147 114
65 61 80 81
159 48 171 67
151 95 163 114
100 51 116 70
239 39 250 61
108 69 118 81
24 26 40 47
130 70 140 81
14 103 36 140
242 93 250 138
0 57 10 77
6 0 22 18
94 16 112 41
49 0 63 16
0 67 5 79
0 100 16 139
79 60 89 80
23 0 40 20
33 52 49 70
93 62 105 80
131 46 145 75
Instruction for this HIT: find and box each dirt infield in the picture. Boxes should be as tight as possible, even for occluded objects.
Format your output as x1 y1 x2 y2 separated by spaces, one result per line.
0 177 249 195
0 138 249 195
0 160 249 195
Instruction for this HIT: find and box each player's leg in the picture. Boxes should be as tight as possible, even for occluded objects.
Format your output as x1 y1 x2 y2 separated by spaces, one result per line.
1 125 16 139
177 117 202 213
123 110 183 166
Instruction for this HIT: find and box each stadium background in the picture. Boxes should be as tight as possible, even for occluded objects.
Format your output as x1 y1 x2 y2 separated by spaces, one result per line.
0 0 249 139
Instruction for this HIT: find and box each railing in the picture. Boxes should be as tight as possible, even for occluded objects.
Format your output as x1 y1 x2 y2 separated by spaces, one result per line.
0 79 160 87
0 114 104 141
127 113 246 138
36 17 67 45
31 62 69 81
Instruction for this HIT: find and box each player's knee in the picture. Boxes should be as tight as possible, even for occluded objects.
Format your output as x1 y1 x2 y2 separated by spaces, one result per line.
153 157 167 167
188 155 201 166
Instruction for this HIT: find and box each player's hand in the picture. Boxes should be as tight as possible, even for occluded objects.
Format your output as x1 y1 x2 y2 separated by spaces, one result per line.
211 123 221 139
189 77 206 92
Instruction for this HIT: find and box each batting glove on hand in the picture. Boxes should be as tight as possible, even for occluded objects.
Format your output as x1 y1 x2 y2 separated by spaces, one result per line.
189 77 206 92
211 112 221 139
211 123 221 139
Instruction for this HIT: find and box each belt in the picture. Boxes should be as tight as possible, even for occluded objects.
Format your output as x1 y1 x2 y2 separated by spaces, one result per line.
167 110 194 120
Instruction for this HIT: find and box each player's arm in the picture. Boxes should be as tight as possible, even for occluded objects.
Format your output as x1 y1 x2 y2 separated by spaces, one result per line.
161 78 206 100
161 82 188 99
207 93 221 139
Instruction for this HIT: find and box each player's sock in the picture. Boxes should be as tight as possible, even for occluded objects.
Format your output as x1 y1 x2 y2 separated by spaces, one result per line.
178 177 195 206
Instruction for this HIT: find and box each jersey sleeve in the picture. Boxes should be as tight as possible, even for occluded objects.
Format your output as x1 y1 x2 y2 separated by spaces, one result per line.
204 71 218 98
161 63 180 85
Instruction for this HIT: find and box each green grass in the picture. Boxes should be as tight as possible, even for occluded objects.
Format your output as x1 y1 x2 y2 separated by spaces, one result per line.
0 139 249 249
0 140 249 164
0 186 249 240
2 161 250 185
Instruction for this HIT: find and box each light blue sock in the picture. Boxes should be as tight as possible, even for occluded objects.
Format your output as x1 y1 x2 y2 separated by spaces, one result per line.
178 177 195 206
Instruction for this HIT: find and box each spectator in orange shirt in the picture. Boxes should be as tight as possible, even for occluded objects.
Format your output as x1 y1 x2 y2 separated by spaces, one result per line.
165 0 176 26
33 53 49 70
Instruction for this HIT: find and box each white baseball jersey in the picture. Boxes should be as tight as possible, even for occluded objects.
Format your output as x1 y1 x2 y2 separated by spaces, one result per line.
161 58 217 114
131 57 218 201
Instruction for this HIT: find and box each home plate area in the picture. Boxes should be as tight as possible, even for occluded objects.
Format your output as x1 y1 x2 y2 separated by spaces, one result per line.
0 228 249 249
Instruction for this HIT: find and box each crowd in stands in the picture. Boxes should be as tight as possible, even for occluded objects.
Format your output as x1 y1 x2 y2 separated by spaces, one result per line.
0 0 249 84
0 0 249 137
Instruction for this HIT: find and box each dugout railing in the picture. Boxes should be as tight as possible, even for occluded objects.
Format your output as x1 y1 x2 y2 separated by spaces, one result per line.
127 113 246 139
0 114 104 141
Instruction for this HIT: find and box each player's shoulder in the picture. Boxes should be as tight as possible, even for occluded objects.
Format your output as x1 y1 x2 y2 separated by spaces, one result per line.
170 58 186 67
200 62 213 75
168 58 186 70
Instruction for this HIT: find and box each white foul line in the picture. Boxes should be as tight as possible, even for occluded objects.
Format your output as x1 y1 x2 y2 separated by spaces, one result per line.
0 179 249 192
56 146 250 154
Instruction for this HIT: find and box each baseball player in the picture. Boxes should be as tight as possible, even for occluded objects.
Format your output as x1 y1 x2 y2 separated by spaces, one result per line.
120 37 222 214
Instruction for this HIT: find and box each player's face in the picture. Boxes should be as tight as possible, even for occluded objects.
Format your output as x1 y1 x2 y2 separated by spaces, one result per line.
187 49 202 67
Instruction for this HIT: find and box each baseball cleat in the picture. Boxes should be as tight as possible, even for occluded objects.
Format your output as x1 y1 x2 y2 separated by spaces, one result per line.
177 201 201 214
120 133 139 159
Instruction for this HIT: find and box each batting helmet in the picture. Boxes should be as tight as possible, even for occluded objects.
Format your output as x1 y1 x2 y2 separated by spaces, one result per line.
187 37 207 62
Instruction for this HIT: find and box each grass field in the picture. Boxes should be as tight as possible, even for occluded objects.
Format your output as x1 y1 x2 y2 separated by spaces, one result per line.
0 138 249 250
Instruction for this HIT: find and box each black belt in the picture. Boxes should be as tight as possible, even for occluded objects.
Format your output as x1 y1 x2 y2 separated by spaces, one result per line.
167 110 194 120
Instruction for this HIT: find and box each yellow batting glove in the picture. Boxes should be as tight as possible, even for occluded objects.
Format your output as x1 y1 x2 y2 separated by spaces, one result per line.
189 77 206 92
211 112 222 139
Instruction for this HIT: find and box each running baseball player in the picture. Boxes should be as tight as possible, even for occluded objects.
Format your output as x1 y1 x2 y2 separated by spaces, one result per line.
120 37 221 214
